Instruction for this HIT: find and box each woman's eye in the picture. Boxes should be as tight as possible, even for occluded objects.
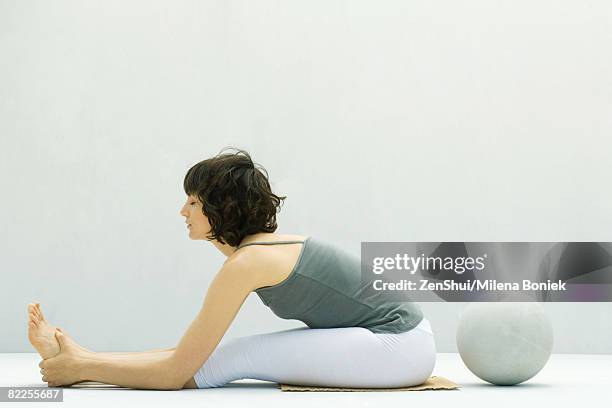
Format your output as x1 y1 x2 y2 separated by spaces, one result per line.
190 202 196 205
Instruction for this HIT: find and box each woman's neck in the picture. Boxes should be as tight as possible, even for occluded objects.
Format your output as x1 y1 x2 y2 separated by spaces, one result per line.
213 233 275 258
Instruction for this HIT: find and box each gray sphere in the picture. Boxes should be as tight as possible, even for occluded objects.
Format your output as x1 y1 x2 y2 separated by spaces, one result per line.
456 301 553 385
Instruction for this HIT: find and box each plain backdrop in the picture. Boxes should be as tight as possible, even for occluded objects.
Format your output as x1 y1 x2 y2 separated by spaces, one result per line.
1 0 610 353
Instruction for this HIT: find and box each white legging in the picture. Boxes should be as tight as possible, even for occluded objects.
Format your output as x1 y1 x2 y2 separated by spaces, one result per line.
194 317 436 388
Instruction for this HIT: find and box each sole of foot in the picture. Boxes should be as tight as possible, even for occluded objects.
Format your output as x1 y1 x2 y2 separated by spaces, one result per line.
27 303 61 359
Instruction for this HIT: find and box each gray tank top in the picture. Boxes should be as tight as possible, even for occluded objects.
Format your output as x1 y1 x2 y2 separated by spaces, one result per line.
237 236 424 334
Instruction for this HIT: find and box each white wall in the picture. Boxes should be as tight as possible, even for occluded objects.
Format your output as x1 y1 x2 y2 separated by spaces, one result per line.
1 0 610 353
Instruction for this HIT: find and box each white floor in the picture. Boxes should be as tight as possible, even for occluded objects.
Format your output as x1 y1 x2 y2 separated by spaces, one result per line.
0 353 608 407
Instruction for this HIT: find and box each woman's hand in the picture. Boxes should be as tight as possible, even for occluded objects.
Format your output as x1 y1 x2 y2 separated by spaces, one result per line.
39 330 89 387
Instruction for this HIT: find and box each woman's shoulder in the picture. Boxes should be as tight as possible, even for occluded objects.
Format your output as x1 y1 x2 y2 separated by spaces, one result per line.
226 234 310 287
230 234 309 261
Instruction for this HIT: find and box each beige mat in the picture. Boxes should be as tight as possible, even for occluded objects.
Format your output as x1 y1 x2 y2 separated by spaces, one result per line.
279 375 459 392
71 376 458 391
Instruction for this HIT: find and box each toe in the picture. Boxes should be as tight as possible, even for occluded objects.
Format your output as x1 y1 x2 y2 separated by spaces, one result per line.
35 304 44 317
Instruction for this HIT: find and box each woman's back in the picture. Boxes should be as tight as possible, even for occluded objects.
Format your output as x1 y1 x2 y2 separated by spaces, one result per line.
234 235 424 334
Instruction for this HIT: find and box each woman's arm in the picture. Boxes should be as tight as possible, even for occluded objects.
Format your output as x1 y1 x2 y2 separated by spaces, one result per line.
73 258 257 390
82 349 173 362
76 352 176 389
76 351 195 388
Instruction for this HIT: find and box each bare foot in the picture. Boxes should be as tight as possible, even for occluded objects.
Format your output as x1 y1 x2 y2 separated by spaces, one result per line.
28 303 61 359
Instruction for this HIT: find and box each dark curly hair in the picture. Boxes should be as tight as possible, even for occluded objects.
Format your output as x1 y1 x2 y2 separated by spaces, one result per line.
183 147 286 247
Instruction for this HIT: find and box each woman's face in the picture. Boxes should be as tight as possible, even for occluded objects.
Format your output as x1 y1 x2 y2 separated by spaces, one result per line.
180 194 212 240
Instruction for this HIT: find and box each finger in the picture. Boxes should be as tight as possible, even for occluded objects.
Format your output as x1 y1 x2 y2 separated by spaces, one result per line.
42 376 47 382
38 359 52 369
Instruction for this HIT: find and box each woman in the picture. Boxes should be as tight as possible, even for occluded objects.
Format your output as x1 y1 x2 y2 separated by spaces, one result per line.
28 147 436 390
